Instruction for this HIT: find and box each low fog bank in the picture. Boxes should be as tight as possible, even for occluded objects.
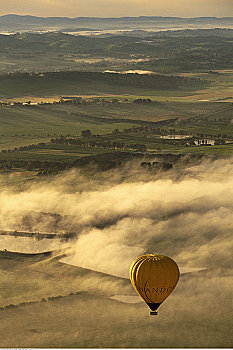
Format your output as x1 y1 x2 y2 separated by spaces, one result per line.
0 157 232 347
0 157 232 273
0 271 232 348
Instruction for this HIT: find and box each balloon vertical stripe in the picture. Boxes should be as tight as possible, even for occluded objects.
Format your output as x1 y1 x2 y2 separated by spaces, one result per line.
129 254 180 314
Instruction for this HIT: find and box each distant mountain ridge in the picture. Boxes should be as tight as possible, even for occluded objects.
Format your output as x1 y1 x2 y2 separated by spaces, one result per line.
1 14 233 32
1 14 233 21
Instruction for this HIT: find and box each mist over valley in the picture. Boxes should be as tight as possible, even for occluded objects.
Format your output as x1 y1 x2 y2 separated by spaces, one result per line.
0 9 232 349
0 159 232 347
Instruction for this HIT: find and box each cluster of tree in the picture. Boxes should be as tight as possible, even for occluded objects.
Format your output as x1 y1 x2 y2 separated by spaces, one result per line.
3 229 76 241
0 96 137 108
0 149 204 175
69 151 146 170
68 152 189 171
0 159 67 173
0 152 138 173
140 161 173 171
133 98 152 104
159 138 193 146
0 291 85 312
51 135 147 152
214 139 226 145
1 142 48 154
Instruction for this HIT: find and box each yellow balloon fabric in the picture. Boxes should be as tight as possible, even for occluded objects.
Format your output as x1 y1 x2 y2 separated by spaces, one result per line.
129 254 180 312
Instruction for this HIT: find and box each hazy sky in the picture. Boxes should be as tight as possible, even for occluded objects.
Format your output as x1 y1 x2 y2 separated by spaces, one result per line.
0 0 233 18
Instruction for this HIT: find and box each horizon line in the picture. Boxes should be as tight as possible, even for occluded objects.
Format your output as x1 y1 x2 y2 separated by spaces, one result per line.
0 14 233 20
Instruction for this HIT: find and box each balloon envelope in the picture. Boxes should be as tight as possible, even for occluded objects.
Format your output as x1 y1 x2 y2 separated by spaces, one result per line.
129 254 180 313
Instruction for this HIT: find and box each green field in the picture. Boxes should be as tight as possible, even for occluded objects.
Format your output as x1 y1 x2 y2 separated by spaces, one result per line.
0 47 232 163
0 99 233 161
0 104 138 150
0 145 113 162
0 25 232 349
1 100 232 134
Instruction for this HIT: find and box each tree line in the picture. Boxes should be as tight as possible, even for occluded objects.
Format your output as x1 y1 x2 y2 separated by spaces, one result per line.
0 70 207 90
51 135 147 152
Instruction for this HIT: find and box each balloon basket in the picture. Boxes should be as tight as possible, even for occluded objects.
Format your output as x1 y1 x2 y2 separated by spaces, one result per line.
150 311 158 315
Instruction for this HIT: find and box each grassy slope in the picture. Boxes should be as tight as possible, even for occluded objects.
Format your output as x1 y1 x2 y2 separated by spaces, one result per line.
0 105 135 135
0 250 131 307
0 70 232 157
0 101 231 135
0 101 232 158
45 101 233 122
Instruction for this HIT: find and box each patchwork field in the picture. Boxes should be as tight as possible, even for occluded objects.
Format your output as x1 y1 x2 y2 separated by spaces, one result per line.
0 21 233 350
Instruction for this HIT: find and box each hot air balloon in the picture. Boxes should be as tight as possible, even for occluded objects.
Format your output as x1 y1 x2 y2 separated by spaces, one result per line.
129 254 180 315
